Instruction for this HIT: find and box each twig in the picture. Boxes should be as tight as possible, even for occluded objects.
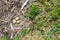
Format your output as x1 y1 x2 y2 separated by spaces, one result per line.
14 27 23 30
10 6 16 13
21 0 29 14
10 32 13 40
21 0 29 10
21 10 25 14
10 23 14 40
10 23 14 31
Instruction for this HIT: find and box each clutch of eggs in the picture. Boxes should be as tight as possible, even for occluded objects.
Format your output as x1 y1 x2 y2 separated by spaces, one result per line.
12 17 20 24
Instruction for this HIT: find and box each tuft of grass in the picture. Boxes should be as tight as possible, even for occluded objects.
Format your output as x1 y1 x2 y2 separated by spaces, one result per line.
45 2 53 12
20 28 30 37
47 22 60 36
13 35 20 40
25 4 40 20
39 0 45 4
56 0 60 7
50 7 60 19
45 36 53 40
0 36 8 40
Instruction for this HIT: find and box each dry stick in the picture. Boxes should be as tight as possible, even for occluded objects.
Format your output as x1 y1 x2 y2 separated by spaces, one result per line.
21 0 29 10
10 23 14 40
10 32 13 40
10 23 14 31
10 6 16 13
21 0 29 14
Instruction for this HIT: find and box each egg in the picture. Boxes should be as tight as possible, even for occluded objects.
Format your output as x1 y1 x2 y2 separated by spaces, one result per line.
15 17 20 20
13 19 16 24
16 20 20 24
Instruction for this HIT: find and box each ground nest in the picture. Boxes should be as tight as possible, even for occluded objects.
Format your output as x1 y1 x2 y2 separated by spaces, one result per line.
0 0 31 39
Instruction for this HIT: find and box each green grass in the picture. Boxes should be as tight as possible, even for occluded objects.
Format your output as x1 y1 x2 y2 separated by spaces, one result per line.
45 36 53 40
47 22 60 35
0 36 8 40
24 0 60 40
25 4 40 20
20 28 30 36
39 0 45 4
13 35 20 40
50 7 60 19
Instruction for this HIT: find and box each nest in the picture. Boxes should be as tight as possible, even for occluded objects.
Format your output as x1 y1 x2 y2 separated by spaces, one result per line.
0 0 31 39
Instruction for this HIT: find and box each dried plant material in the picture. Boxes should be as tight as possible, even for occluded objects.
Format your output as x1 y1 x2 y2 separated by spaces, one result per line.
10 23 14 31
10 32 13 39
21 0 29 10
10 6 16 13
0 33 3 37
